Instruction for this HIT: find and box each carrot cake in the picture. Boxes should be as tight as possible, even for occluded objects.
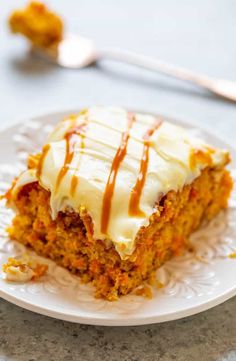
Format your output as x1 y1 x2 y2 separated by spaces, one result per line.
4 106 233 300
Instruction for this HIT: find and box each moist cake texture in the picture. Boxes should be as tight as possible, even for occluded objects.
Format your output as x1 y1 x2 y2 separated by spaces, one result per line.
5 106 233 300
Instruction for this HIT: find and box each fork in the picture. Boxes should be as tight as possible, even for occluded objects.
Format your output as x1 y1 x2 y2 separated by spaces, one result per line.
34 34 236 102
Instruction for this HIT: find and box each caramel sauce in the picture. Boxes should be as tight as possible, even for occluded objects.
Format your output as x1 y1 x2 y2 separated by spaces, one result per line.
70 174 79 197
56 122 87 192
129 119 162 217
37 144 51 178
101 113 135 234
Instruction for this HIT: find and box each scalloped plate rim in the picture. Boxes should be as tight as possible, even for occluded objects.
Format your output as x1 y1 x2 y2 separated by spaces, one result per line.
0 109 235 326
0 263 236 326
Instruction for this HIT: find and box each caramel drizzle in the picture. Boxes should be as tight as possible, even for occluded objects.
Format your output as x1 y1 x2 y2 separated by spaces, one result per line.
55 121 88 192
101 113 135 234
37 144 51 178
129 119 162 217
70 133 86 196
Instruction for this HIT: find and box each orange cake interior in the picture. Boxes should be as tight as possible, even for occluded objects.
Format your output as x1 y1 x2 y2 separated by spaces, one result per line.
4 107 233 300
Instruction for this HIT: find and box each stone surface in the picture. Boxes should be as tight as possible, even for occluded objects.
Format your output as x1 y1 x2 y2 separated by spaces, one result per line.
0 297 236 361
0 0 236 360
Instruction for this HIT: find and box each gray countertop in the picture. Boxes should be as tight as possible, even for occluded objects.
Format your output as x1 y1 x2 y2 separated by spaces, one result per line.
0 1 236 360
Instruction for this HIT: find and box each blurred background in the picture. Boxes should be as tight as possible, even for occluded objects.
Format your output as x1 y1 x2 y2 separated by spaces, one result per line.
1 0 236 138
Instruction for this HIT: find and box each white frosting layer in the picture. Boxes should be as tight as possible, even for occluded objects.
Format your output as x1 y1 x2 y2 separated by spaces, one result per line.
11 107 229 259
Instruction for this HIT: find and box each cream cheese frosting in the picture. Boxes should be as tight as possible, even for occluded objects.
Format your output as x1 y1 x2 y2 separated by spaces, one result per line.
11 106 229 259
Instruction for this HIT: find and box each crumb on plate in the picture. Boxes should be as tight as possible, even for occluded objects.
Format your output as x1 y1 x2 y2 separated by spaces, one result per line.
135 286 153 299
2 255 48 282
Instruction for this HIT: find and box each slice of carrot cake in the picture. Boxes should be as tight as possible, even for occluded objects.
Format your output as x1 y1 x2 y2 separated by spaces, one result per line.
4 106 233 300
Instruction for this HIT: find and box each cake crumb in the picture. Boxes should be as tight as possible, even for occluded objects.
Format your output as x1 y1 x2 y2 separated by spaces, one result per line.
156 280 164 289
2 255 48 282
147 273 165 289
195 255 210 264
135 286 153 299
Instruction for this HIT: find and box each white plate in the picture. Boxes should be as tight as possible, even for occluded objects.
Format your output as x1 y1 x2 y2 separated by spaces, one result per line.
0 110 236 326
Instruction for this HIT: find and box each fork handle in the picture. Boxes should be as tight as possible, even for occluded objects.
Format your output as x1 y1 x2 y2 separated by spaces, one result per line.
100 47 236 101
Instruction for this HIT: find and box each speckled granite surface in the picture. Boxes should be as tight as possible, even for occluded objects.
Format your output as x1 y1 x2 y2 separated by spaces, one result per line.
0 298 235 361
0 0 236 360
